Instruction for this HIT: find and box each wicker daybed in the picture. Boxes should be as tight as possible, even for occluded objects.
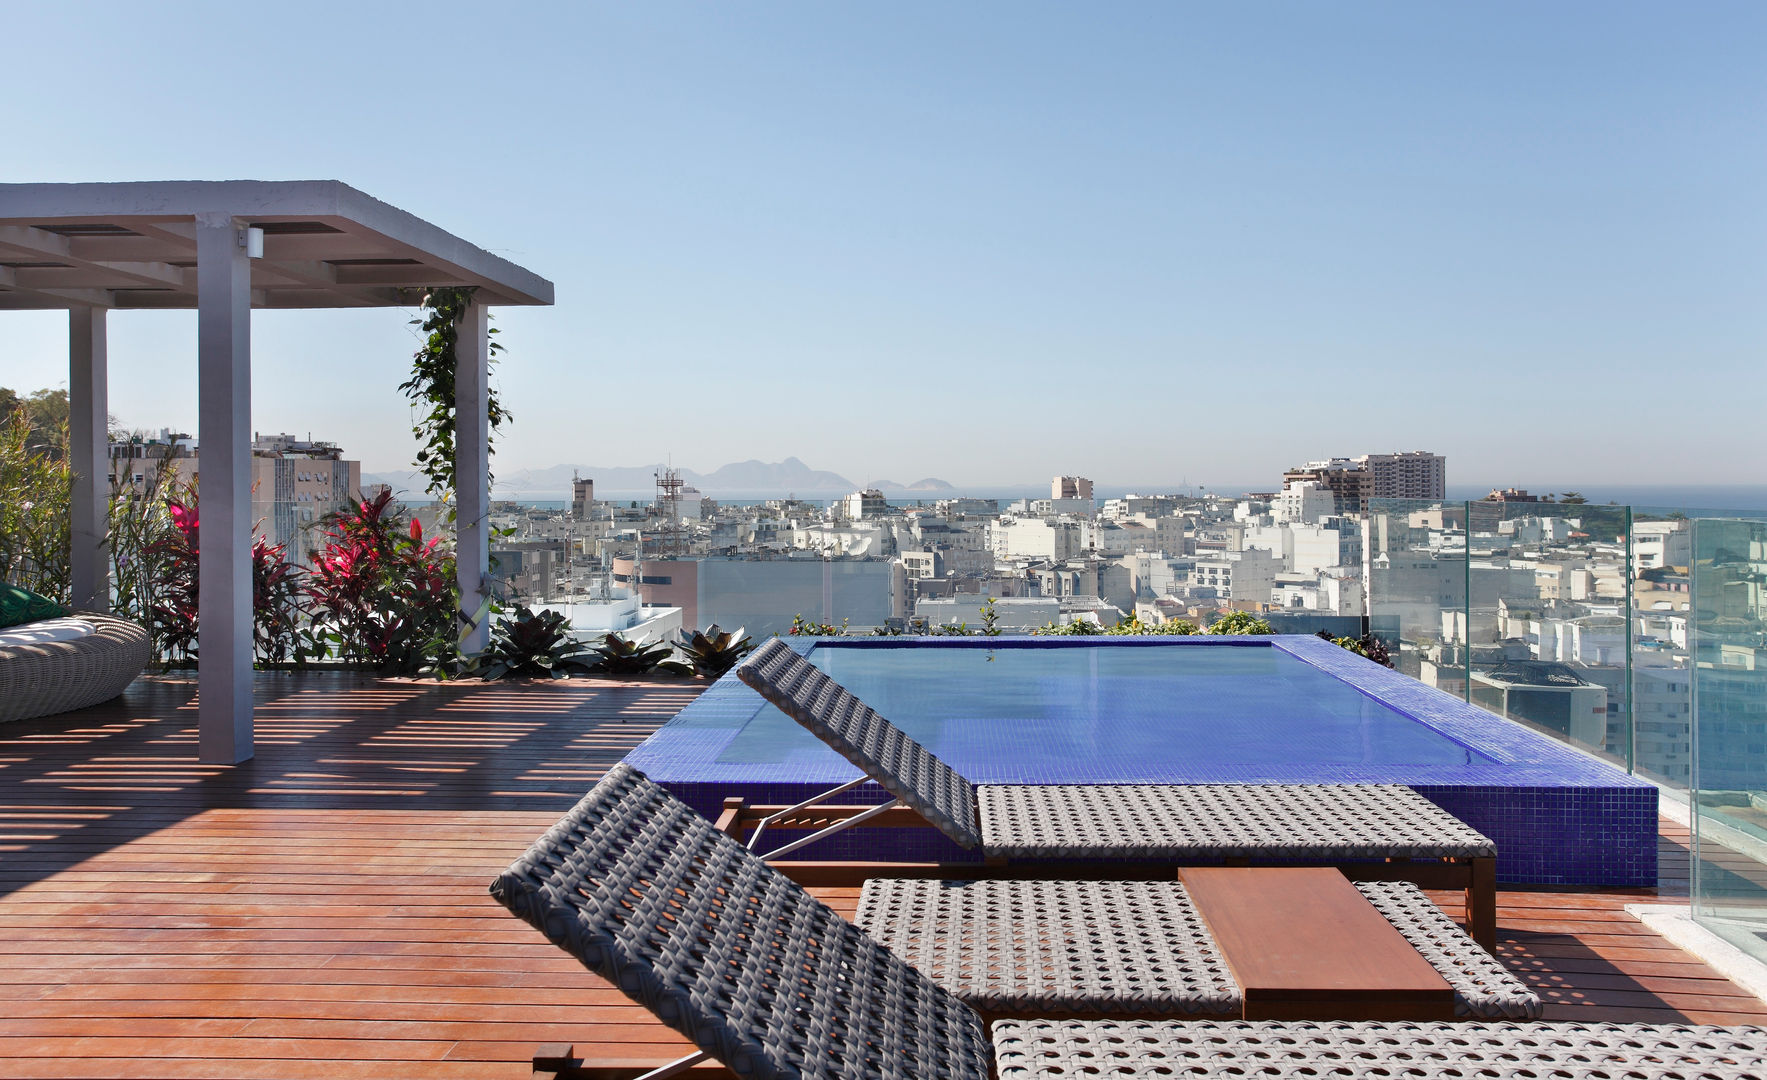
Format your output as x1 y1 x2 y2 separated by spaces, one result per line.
0 612 151 723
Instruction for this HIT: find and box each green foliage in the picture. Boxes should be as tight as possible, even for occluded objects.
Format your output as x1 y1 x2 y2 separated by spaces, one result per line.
0 387 69 460
108 458 190 665
590 631 679 675
1315 629 1394 668
979 597 1000 637
468 606 598 680
0 401 72 603
252 534 308 666
304 491 459 676
1031 618 1100 636
1103 614 1200 636
788 614 849 636
397 288 508 513
675 623 753 678
1205 610 1274 635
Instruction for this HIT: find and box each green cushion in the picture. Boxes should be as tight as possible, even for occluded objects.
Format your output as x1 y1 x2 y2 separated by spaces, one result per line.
0 583 68 630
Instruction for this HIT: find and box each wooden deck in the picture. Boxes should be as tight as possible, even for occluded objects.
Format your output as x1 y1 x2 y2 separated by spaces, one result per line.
0 673 1760 1079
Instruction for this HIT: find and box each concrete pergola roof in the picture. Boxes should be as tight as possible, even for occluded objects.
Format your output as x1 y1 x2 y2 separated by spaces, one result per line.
0 179 553 765
0 180 553 310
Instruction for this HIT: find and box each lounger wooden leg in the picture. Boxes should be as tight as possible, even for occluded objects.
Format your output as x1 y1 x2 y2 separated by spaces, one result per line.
1468 856 1497 952
713 798 746 840
533 1045 716 1080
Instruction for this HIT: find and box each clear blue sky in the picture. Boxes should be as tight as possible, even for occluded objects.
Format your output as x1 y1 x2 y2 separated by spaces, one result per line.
2 2 1762 492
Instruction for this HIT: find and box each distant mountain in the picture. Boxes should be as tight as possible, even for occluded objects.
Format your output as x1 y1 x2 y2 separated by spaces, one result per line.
889 477 955 493
699 457 853 491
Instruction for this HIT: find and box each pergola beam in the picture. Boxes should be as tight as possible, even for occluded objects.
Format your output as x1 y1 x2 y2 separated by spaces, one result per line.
0 180 554 766
0 224 193 290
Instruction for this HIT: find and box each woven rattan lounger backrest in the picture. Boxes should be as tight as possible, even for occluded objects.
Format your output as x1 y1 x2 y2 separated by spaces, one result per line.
736 638 985 850
490 762 994 1080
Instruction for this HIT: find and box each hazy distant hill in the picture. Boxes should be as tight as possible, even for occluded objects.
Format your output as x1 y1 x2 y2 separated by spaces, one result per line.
364 458 953 500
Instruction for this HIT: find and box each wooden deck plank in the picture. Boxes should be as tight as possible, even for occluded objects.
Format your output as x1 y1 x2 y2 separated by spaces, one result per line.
0 672 1761 1078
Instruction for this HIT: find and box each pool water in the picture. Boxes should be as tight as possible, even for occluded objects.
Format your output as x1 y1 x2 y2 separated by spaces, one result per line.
716 641 1494 776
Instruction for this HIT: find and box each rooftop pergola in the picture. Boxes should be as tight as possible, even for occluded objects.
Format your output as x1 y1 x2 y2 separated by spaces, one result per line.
0 181 554 763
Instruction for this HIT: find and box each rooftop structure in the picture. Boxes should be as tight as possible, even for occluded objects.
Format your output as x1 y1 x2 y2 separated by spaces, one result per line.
0 180 553 763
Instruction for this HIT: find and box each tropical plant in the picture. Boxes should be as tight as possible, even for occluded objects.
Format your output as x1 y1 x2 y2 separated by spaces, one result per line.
253 535 309 666
1031 618 1101 636
305 490 458 675
675 623 753 678
398 287 508 515
788 614 849 636
109 458 187 662
590 631 678 675
144 497 201 664
979 597 1000 636
0 401 72 603
1103 614 1199 635
1316 629 1394 668
467 606 598 680
1204 610 1274 635
135 494 314 668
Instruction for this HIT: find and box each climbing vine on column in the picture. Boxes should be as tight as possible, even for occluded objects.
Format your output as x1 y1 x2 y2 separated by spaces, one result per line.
398 287 509 511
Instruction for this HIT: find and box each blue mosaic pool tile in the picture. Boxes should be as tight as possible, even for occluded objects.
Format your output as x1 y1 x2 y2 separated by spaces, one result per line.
625 635 1658 886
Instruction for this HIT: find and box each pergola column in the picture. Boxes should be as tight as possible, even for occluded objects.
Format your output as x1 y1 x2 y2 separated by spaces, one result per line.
195 214 254 764
67 307 109 611
454 301 491 659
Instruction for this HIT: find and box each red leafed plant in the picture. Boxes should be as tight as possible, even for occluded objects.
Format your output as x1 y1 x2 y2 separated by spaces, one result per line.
143 496 311 667
304 490 457 675
144 498 201 664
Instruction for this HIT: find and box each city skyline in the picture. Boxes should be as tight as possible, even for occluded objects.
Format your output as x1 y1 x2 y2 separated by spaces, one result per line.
2 4 1762 486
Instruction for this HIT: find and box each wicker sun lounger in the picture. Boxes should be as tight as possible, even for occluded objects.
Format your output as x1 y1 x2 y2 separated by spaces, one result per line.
732 637 1499 948
492 763 1760 1080
856 877 1539 1020
0 612 151 723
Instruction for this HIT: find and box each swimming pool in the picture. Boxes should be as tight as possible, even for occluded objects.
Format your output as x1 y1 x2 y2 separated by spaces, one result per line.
626 635 1657 886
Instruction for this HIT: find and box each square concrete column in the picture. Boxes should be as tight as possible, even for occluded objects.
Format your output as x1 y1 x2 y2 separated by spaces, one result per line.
454 301 491 659
67 307 109 611
195 214 254 764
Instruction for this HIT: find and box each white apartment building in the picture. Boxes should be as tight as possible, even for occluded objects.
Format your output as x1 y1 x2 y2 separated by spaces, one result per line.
1192 548 1280 606
1633 520 1692 574
990 517 1083 561
1275 481 1337 524
845 488 889 519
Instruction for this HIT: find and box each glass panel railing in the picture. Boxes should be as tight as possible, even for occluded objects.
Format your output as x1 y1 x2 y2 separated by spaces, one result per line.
1631 512 1694 790
1690 517 1767 963
1365 499 1468 698
1459 500 1633 771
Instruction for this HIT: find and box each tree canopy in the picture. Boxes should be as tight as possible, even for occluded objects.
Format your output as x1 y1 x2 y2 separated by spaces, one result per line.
0 387 69 459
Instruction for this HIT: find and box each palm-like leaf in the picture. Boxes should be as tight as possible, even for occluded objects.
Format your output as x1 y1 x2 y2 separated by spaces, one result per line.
674 624 753 678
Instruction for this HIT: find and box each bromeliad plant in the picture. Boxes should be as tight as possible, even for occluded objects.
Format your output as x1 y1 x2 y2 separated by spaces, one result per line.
305 490 457 675
468 606 598 680
590 631 680 675
674 624 753 678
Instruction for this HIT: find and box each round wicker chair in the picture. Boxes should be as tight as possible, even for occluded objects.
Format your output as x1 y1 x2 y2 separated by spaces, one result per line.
0 612 152 723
